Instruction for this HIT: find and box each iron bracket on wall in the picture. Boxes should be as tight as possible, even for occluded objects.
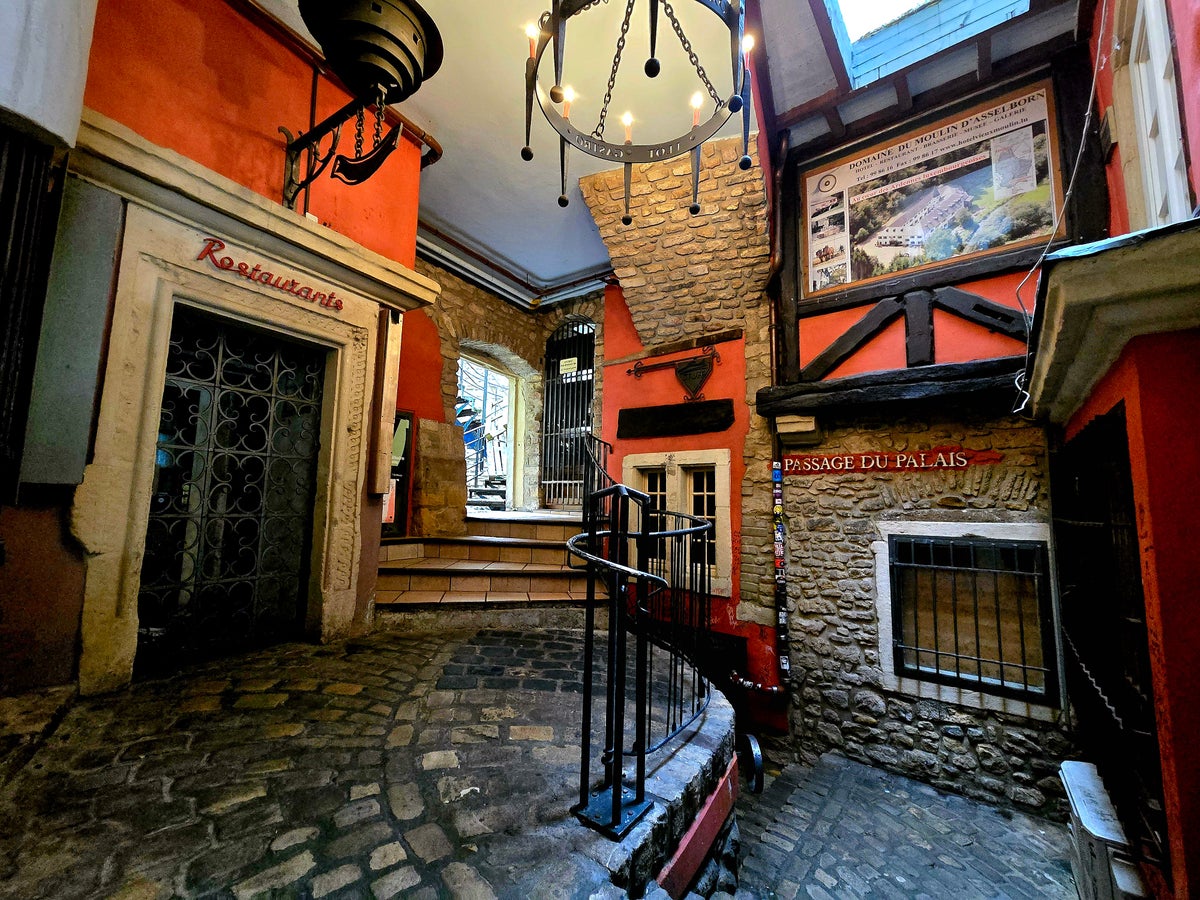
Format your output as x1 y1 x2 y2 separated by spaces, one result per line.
627 344 720 402
279 90 402 210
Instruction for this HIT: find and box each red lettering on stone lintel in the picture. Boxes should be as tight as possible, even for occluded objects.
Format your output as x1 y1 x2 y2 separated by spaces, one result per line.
781 445 1003 475
196 237 344 312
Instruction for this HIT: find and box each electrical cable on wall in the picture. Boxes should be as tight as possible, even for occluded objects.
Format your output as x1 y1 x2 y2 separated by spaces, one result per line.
1012 0 1112 415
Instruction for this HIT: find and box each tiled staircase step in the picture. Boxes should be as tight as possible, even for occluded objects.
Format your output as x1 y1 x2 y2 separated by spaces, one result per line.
464 516 582 542
374 589 600 608
380 537 573 565
377 564 592 595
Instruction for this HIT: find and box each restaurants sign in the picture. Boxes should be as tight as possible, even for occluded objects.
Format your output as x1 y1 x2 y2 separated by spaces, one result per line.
783 446 1003 475
197 237 344 311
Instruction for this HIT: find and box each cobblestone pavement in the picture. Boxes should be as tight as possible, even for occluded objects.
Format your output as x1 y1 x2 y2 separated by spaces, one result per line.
733 754 1077 900
0 629 648 900
0 628 1079 900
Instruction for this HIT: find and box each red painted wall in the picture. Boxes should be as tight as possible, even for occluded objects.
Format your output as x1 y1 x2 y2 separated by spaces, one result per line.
83 0 422 267
1090 0 1199 235
602 285 785 715
1066 331 1200 899
0 501 86 694
396 309 446 422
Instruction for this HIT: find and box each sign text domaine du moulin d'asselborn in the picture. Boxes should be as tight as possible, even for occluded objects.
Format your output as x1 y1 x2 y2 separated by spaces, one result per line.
782 446 1003 475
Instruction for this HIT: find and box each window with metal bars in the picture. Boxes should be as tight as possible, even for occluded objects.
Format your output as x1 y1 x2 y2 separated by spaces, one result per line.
889 535 1057 703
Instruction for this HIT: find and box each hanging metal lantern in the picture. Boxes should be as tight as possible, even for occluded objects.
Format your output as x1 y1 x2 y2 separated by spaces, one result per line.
281 0 443 209
299 0 444 104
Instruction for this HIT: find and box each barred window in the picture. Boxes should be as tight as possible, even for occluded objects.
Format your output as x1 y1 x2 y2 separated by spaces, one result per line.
889 536 1057 703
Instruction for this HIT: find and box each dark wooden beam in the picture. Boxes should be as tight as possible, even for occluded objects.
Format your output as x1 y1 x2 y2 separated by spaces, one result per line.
904 291 935 367
801 296 904 381
894 74 913 113
806 0 852 93
932 286 1029 340
778 156 802 383
823 106 846 143
1052 44 1110 245
775 87 843 132
745 0 780 164
977 34 993 82
757 357 1025 415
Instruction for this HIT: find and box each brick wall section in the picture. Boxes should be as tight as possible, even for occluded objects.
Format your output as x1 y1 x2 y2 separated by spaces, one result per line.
409 260 604 534
580 137 778 634
783 407 1074 818
580 136 771 349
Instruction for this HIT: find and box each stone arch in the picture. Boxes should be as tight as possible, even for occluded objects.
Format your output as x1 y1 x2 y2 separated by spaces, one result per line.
458 337 542 509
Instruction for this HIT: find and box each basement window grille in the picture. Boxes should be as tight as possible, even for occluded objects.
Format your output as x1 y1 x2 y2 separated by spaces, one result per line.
889 535 1057 703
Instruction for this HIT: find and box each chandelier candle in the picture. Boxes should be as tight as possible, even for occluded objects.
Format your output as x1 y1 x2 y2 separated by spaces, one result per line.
521 0 755 223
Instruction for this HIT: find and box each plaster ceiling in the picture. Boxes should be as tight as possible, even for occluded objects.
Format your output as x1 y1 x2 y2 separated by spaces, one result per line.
254 0 804 305
252 0 1080 305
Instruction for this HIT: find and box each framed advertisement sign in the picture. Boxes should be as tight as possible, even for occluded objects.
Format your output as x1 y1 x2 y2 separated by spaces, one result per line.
801 82 1064 297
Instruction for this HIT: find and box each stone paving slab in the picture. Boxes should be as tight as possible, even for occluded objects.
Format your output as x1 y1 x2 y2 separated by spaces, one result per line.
0 628 732 900
732 754 1077 900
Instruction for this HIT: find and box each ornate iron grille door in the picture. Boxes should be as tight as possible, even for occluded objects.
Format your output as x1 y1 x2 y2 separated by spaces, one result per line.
136 306 326 673
541 318 595 509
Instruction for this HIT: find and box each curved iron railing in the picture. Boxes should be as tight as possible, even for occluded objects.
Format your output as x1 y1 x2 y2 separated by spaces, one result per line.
568 442 714 839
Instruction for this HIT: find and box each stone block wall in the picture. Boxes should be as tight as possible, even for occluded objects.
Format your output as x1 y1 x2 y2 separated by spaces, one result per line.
782 407 1075 817
408 260 604 530
580 137 770 349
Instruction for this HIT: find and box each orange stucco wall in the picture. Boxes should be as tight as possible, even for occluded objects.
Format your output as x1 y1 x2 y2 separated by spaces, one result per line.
83 0 422 267
602 285 784 703
396 309 447 423
1066 330 1200 899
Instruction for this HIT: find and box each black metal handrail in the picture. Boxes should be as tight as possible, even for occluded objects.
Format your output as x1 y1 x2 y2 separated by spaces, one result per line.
568 468 714 840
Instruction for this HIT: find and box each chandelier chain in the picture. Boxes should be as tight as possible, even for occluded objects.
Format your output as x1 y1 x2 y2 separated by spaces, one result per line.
593 0 637 140
663 0 724 108
374 84 385 148
354 105 365 158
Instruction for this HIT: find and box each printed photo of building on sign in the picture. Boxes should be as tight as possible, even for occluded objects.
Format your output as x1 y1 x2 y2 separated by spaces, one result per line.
803 85 1061 295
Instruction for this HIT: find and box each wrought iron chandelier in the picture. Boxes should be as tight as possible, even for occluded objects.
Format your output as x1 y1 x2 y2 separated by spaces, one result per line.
281 0 443 209
522 0 755 224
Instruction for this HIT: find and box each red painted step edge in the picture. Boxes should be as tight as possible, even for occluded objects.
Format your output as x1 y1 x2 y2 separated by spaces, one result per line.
656 754 740 898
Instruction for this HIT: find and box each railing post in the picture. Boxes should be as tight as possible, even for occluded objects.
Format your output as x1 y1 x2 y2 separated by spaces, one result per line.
570 477 712 841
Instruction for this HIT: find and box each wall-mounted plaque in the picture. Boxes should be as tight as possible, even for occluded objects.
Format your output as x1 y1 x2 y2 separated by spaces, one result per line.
801 82 1064 297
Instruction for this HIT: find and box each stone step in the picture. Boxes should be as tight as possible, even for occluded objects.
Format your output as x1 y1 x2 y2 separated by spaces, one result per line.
377 560 592 596
375 589 607 633
464 511 582 542
380 536 571 566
